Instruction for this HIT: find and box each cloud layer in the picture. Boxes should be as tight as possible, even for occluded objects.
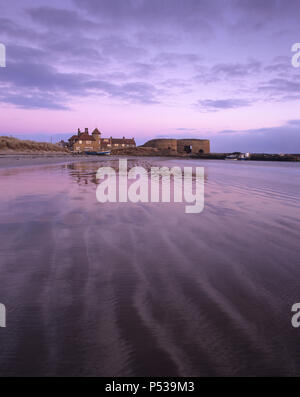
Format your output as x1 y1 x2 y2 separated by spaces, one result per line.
0 0 299 150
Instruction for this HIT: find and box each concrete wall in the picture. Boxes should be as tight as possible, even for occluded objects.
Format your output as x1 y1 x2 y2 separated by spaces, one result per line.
143 139 177 152
177 139 210 154
143 138 210 154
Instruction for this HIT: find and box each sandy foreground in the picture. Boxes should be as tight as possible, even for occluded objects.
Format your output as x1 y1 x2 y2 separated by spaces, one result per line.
0 158 300 376
0 154 113 169
0 153 180 170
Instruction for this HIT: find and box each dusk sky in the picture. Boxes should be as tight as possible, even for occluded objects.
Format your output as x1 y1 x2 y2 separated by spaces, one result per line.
1 0 300 152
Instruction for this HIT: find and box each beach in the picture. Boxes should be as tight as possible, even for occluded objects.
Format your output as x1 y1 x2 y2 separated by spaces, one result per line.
0 157 300 376
0 154 107 169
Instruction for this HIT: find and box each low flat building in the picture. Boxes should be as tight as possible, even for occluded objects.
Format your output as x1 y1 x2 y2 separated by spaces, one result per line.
101 137 136 150
143 138 210 154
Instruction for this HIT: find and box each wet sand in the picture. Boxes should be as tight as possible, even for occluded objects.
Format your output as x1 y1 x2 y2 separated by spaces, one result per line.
0 154 112 169
0 158 300 376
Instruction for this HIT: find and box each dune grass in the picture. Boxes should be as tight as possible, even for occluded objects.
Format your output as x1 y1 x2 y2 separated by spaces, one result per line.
0 136 69 153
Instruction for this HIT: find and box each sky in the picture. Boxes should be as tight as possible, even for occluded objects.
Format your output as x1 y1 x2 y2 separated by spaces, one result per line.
0 0 300 152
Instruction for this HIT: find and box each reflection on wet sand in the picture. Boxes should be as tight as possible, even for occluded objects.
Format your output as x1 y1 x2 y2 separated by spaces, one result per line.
0 158 300 376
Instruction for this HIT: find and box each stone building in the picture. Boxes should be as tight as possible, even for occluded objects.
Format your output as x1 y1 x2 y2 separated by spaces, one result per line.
177 139 210 154
69 128 136 153
143 138 210 154
101 136 136 150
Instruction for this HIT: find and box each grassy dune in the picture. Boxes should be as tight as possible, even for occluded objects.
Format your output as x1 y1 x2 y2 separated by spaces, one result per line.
0 136 69 154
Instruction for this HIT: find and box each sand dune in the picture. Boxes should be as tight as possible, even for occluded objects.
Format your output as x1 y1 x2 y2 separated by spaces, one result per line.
0 136 69 154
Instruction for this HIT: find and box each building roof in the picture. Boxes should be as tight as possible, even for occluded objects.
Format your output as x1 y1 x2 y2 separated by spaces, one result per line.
92 128 101 134
80 133 95 141
68 135 78 142
72 132 95 142
111 138 135 144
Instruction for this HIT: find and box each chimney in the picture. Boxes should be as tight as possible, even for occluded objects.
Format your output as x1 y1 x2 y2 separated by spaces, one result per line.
78 128 81 135
85 128 88 134
123 136 125 140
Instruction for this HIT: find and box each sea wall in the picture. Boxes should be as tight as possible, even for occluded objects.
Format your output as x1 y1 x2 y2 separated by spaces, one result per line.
143 139 178 152
143 138 210 154
177 139 210 154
